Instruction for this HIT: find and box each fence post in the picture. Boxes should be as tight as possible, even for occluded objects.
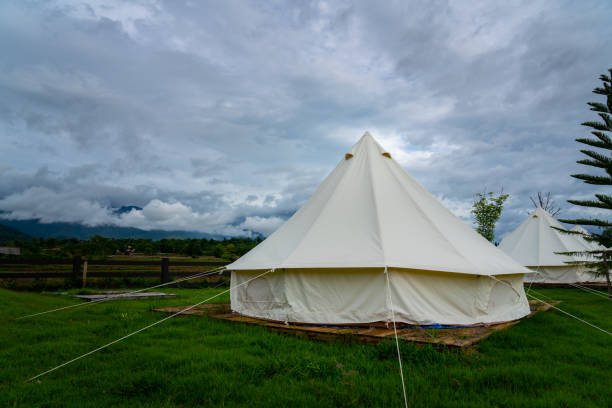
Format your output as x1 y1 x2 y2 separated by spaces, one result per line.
72 256 82 284
82 260 88 288
161 257 170 283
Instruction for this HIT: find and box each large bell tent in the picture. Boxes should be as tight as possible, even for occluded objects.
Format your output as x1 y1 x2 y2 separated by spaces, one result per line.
227 132 531 326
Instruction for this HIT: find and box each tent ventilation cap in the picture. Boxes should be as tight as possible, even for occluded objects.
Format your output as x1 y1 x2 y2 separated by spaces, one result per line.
382 152 391 158
345 153 354 160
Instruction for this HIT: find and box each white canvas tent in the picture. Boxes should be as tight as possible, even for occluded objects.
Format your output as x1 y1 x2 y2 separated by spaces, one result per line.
499 207 604 283
228 132 530 326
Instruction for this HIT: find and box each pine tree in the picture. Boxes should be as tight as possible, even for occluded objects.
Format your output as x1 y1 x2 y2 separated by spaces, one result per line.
558 68 612 297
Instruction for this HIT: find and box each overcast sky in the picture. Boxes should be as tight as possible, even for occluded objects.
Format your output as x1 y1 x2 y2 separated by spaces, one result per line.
1 0 611 239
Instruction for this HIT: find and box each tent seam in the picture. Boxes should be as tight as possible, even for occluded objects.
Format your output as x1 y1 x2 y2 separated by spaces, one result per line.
385 160 484 274
508 213 535 264
542 210 584 265
277 158 357 269
365 142 388 267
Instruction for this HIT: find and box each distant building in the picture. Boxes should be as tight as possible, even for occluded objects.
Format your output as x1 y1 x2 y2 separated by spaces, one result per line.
0 247 20 255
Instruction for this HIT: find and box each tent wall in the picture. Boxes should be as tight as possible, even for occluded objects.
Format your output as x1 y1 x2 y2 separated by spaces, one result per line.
231 269 530 326
388 270 529 325
524 266 607 283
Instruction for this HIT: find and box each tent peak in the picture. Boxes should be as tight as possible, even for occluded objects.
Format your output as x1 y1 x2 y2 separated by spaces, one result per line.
533 206 554 217
529 207 551 219
355 131 377 145
349 131 387 157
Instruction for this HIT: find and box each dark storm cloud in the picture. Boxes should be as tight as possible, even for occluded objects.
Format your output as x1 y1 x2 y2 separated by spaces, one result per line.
0 0 611 237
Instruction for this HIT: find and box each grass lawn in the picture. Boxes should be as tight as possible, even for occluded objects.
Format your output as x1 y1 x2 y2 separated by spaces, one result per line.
1 287 610 407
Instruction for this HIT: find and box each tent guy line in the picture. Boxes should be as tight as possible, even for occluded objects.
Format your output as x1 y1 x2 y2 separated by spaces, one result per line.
524 266 540 297
525 268 610 301
488 276 612 337
24 268 273 383
384 267 409 408
567 283 612 300
15 266 227 320
526 290 611 336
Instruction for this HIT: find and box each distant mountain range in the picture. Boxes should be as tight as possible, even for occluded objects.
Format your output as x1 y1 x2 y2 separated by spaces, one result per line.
0 219 223 241
0 224 32 243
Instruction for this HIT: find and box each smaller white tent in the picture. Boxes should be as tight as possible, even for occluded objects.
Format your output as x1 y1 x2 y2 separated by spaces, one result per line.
499 207 604 283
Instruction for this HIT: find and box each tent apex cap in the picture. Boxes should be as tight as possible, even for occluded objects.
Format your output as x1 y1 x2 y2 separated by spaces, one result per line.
356 131 376 145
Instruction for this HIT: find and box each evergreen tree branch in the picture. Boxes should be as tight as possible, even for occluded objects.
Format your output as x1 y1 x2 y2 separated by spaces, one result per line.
593 83 610 95
598 112 612 129
555 250 599 258
588 102 609 113
575 138 611 149
558 218 612 227
566 199 612 210
591 131 612 144
581 121 609 131
571 174 612 185
576 159 609 169
551 226 581 235
595 194 612 206
580 149 612 166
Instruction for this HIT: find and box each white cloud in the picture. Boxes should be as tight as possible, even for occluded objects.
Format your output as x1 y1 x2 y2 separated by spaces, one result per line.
437 195 473 223
140 199 191 222
116 200 287 236
0 187 114 226
49 0 166 39
238 216 285 236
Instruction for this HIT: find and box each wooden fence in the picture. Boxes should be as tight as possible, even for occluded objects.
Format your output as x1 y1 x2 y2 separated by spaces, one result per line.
0 257 230 284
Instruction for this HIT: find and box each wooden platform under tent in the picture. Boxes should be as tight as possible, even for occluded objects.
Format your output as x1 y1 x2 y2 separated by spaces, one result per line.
153 300 554 348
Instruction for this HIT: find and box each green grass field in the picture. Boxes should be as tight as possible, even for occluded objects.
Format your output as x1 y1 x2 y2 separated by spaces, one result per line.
1 287 610 407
